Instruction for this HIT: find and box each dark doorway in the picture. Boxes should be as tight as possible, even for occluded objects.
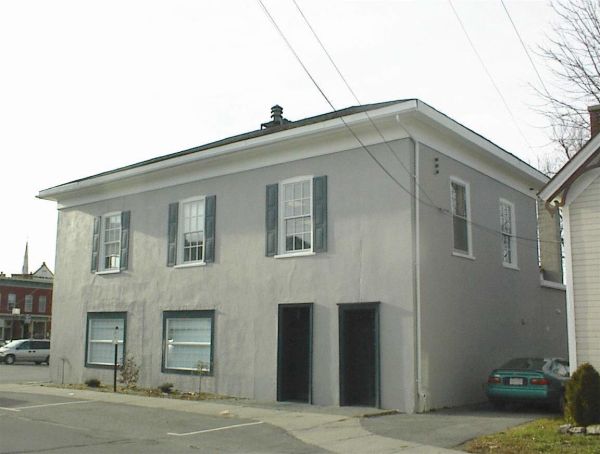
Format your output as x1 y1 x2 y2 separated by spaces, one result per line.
277 304 312 403
339 303 380 407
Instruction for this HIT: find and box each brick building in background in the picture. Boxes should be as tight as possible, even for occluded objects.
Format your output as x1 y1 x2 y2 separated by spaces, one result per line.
0 263 53 340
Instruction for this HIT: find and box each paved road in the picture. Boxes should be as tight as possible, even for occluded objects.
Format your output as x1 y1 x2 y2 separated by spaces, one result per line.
0 390 326 453
363 403 557 449
0 362 50 384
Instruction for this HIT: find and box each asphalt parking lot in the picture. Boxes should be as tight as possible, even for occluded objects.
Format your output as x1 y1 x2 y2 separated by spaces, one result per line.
0 391 325 453
0 362 50 384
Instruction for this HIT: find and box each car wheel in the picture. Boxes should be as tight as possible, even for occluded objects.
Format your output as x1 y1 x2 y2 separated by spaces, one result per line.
44 356 50 365
5 355 15 365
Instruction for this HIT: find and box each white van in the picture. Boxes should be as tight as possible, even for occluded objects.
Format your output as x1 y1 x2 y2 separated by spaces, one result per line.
0 339 50 365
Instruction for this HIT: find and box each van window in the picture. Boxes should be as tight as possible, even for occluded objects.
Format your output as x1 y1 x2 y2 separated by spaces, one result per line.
16 341 30 350
32 341 50 349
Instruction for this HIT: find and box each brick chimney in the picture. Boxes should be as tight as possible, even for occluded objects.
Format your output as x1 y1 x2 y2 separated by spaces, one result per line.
589 104 600 138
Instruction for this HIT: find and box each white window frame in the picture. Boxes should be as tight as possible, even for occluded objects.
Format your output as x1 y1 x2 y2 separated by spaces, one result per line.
450 177 474 259
24 295 33 312
176 196 206 267
500 198 518 269
7 293 16 310
162 311 214 374
86 313 126 367
99 211 122 272
277 175 314 257
38 296 47 313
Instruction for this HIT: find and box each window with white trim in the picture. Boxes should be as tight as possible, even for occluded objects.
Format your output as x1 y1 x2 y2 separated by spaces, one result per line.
38 296 47 313
101 213 121 270
86 312 126 367
162 310 214 374
500 199 517 267
180 198 205 264
8 293 16 310
450 179 472 255
24 295 33 312
281 177 312 253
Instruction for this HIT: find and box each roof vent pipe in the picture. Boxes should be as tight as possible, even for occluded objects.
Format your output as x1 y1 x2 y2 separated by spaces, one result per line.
261 105 290 129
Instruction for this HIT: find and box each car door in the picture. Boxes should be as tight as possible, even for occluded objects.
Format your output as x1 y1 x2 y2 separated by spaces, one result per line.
15 341 32 362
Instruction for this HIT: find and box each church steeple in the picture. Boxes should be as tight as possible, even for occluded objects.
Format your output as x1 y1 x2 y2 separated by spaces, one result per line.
22 242 29 275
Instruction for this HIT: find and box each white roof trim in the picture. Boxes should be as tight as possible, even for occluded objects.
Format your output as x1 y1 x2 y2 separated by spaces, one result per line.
539 132 600 203
39 99 547 203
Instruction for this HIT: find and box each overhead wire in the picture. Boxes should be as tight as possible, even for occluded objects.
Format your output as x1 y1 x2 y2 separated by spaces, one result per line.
257 0 560 247
448 0 535 154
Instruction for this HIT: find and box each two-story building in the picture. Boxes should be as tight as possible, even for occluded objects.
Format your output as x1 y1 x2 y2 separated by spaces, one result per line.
0 263 53 340
39 100 566 412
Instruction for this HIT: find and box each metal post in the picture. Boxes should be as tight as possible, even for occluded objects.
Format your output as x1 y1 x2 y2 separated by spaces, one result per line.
113 326 119 392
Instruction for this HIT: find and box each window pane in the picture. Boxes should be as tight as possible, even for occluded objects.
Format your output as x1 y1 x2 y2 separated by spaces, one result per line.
284 184 293 201
302 180 310 198
88 316 125 365
286 235 293 251
164 315 212 371
451 183 466 217
453 217 468 252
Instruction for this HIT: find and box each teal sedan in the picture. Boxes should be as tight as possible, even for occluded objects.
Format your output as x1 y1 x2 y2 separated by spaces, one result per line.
485 357 569 410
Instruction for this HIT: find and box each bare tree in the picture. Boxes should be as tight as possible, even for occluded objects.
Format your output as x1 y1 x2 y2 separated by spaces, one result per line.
537 0 600 167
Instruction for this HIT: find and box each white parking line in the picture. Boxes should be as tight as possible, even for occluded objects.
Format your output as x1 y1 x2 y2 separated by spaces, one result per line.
168 421 264 436
0 406 20 412
12 400 92 411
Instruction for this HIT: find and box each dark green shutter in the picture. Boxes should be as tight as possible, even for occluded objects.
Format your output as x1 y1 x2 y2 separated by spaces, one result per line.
91 216 101 272
313 176 327 252
120 211 130 270
266 184 278 256
204 195 216 263
167 203 179 267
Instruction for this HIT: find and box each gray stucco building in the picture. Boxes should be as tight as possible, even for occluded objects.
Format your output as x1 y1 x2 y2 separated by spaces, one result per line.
39 100 566 412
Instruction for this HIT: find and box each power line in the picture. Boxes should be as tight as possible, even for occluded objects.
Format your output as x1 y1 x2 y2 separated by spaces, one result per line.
499 0 553 99
448 0 535 154
257 1 559 247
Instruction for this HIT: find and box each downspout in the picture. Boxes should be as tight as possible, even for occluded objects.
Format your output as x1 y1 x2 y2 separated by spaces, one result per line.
413 139 424 413
562 206 578 368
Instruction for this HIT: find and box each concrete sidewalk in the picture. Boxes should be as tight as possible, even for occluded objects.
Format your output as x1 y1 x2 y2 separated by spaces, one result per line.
0 383 461 453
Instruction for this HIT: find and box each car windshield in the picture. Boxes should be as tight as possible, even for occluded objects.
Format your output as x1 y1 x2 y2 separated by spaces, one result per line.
500 358 547 370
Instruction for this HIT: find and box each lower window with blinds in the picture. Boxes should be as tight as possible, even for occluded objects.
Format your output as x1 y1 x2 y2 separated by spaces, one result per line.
162 310 214 375
85 312 127 368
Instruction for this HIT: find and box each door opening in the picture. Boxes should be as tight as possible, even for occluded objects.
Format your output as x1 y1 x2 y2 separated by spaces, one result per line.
339 303 380 407
277 304 312 403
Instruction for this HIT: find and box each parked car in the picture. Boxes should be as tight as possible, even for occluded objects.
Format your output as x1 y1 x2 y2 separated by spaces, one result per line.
0 339 50 365
485 357 569 411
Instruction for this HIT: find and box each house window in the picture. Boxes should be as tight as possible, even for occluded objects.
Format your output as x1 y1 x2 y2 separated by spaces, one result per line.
8 293 16 310
500 199 517 267
102 213 121 270
85 312 126 367
24 295 33 312
38 296 47 313
281 178 312 253
181 198 205 263
167 195 216 267
162 310 214 374
450 179 472 256
92 211 130 273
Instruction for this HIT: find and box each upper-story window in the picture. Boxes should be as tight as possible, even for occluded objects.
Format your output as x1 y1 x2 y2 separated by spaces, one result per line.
102 213 121 270
266 175 327 257
38 296 47 313
91 211 130 273
24 295 33 312
500 199 518 268
167 195 216 267
450 178 472 257
282 178 312 253
8 293 16 310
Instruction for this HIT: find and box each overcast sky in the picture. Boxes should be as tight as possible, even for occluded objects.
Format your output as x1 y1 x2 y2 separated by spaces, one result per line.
0 0 564 274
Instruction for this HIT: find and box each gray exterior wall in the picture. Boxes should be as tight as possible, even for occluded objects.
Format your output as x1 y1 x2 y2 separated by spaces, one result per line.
50 139 418 411
416 144 567 410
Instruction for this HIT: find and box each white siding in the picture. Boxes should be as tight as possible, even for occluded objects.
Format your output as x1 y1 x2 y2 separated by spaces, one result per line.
570 175 600 368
